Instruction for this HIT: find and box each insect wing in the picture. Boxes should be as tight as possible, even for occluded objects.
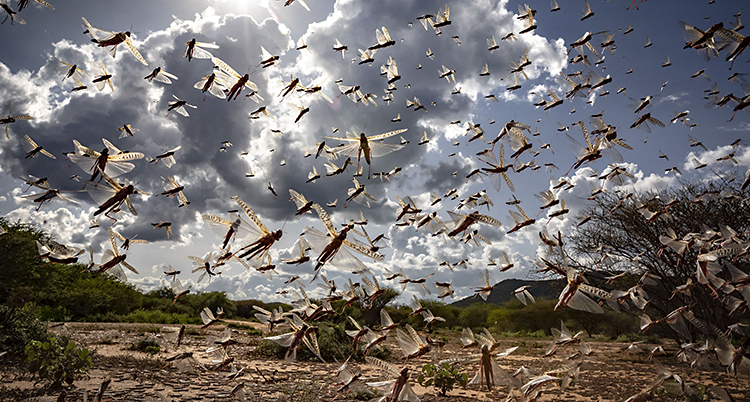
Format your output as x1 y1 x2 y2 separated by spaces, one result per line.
376 27 387 44
484 170 503 192
124 196 137 216
399 383 421 402
566 133 590 159
211 57 241 79
171 278 186 293
54 192 80 206
201 307 215 325
72 140 98 157
478 147 500 167
123 36 148 66
85 181 118 207
325 143 361 159
367 141 406 159
153 70 178 84
396 327 421 357
100 159 137 179
302 332 324 362
365 128 408 141
194 74 228 99
171 104 189 117
93 77 107 92
233 196 270 235
121 259 138 274
81 17 117 43
343 238 384 261
508 209 524 226
192 42 219 59
365 356 401 378
330 242 370 273
598 140 623 163
567 289 604 314
265 331 296 348
311 203 337 236
21 134 41 155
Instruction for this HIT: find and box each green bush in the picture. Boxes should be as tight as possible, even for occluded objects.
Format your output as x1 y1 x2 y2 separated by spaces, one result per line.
128 337 161 355
459 303 490 329
38 305 72 322
246 327 263 336
300 322 350 362
256 339 285 359
594 311 639 339
615 333 661 344
123 309 199 324
485 306 512 331
24 335 93 388
0 305 50 360
417 362 468 396
504 300 564 335
257 321 391 363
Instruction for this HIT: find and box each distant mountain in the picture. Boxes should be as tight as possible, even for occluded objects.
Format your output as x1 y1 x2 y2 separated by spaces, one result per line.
450 278 565 308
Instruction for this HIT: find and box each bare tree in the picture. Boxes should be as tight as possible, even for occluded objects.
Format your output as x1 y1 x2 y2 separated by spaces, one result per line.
557 175 750 343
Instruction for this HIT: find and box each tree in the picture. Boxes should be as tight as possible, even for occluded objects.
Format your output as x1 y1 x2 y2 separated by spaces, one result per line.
358 287 400 328
560 177 750 343
0 219 52 306
459 303 492 329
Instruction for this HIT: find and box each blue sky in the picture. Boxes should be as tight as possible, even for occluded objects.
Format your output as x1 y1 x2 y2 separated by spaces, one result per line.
0 0 748 303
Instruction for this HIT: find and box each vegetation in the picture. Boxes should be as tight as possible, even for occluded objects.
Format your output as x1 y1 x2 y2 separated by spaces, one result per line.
278 378 325 402
0 217 647 345
0 305 50 360
24 335 93 389
129 337 161 355
564 178 750 342
0 219 236 325
417 362 468 396
256 320 391 362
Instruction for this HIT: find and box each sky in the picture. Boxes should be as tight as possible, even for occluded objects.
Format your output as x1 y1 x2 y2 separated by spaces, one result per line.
0 0 748 305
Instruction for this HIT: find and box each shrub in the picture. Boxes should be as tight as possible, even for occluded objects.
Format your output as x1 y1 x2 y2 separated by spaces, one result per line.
459 303 492 329
123 309 198 324
128 337 161 355
24 335 93 388
301 321 350 362
0 305 50 360
256 339 285 359
417 362 468 396
256 322 391 363
38 306 72 322
246 327 263 336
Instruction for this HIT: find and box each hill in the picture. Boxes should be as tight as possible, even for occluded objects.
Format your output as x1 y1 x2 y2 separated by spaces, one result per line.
450 278 564 308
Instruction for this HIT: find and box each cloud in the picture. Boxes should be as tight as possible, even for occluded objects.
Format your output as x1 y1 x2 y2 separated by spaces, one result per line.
2 0 749 306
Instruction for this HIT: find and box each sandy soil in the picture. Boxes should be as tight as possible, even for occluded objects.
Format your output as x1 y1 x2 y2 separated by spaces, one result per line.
0 322 747 401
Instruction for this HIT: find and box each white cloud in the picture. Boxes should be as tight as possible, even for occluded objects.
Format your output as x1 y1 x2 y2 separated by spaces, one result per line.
2 0 750 306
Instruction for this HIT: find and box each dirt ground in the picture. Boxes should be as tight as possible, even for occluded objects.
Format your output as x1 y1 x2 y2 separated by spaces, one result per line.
0 322 747 401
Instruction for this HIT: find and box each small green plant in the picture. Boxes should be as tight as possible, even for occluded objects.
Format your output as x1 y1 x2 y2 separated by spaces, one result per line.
256 339 286 359
245 327 263 336
279 378 323 402
144 345 160 355
24 335 93 388
128 337 161 355
417 362 468 396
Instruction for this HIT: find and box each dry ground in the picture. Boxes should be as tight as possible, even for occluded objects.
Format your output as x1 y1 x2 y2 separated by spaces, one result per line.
0 322 747 401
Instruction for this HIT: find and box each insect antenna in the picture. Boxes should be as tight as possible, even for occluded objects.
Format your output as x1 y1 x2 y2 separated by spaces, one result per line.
280 217 290 231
